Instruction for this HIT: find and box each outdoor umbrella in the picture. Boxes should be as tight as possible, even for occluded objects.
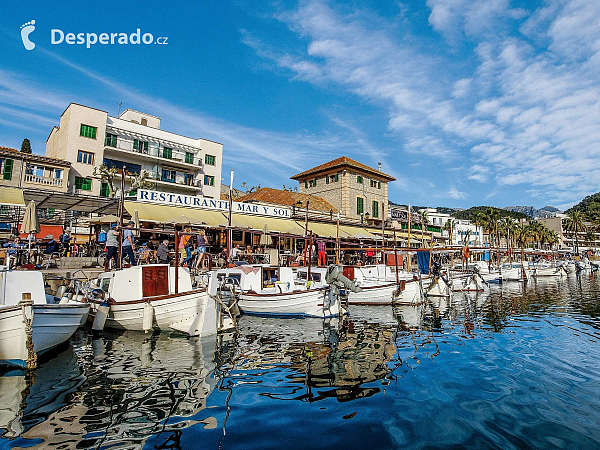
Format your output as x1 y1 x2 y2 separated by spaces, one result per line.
21 200 40 260
133 209 140 237
89 214 119 224
260 223 272 255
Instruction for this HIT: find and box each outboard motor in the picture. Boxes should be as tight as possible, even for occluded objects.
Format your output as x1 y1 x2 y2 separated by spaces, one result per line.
325 265 361 311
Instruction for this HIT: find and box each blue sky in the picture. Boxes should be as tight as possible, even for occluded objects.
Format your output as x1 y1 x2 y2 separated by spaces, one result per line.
1 0 599 210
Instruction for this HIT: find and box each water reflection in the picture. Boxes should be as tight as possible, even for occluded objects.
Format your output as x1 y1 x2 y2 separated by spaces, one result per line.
0 273 598 449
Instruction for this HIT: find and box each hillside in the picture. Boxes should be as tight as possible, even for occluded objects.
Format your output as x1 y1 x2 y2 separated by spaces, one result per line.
453 206 528 221
566 192 600 222
504 205 560 219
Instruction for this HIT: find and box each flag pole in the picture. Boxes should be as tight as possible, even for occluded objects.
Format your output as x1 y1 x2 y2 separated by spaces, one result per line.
227 168 234 266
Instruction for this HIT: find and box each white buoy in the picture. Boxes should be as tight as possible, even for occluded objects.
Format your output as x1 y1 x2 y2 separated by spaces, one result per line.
92 301 110 332
143 302 154 333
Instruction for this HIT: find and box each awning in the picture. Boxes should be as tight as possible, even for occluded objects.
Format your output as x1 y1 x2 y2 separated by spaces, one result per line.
23 188 118 214
0 187 25 207
296 221 340 238
339 225 378 239
125 202 227 227
230 213 305 235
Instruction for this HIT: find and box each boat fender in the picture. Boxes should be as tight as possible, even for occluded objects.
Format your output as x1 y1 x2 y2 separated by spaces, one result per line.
143 302 154 333
92 300 110 332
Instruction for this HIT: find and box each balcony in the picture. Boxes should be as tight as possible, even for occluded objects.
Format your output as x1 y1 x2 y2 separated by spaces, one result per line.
148 175 202 191
23 174 64 187
104 143 203 171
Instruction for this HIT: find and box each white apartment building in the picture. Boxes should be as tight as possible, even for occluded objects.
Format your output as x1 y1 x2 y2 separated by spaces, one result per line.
420 208 485 246
46 103 222 198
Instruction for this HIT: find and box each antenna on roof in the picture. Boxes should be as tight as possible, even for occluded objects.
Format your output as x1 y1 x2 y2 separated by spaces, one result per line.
117 102 123 116
378 161 382 171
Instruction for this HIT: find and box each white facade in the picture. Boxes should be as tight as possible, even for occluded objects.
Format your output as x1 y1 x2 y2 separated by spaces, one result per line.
420 208 485 246
46 104 222 198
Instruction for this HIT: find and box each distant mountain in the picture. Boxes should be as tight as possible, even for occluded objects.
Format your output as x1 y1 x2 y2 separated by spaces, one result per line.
504 205 560 219
454 206 527 221
566 192 600 222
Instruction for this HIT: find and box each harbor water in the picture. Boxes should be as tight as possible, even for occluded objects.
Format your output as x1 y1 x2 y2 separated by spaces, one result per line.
0 275 599 449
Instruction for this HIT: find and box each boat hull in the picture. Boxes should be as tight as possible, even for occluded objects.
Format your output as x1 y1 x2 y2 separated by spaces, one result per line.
238 288 339 318
0 304 89 368
87 290 219 336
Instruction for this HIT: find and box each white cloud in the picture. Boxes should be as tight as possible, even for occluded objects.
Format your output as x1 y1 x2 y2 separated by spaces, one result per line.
448 186 467 199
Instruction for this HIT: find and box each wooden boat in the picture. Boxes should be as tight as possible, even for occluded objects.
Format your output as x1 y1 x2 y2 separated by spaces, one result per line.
85 265 233 336
211 265 345 318
0 268 89 368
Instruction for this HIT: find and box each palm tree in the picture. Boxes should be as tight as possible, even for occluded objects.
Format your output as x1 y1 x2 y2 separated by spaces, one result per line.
443 219 456 245
513 223 530 265
486 208 501 264
564 211 586 254
420 210 429 248
471 211 485 246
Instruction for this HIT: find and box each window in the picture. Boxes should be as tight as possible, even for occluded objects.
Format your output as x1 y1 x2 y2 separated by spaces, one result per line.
141 118 148 126
161 169 176 183
204 175 215 186
77 150 94 165
205 154 216 165
333 173 339 182
80 124 97 139
309 178 317 187
372 200 379 218
370 179 377 188
54 169 63 179
75 176 92 191
184 173 194 185
34 166 44 177
327 173 339 184
357 176 363 184
47 208 55 219
357 197 364 215
100 182 110 197
134 139 149 153
304 180 308 189
105 133 117 147
162 147 172 159
378 181 381 189
185 152 194 164
2 158 13 180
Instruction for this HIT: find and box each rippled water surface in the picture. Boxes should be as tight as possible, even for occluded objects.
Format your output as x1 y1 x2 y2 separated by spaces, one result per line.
1 275 599 449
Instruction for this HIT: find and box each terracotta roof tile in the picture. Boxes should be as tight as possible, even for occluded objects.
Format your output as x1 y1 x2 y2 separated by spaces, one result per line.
290 156 395 181
0 146 71 167
237 187 338 213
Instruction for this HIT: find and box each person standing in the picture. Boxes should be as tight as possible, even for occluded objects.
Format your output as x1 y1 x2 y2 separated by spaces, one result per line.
317 239 327 266
156 239 171 264
194 229 207 270
105 225 119 270
60 230 71 256
121 221 137 266
180 227 193 267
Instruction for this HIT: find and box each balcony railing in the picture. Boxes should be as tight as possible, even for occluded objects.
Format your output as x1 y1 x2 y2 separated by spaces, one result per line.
23 174 63 187
105 141 202 167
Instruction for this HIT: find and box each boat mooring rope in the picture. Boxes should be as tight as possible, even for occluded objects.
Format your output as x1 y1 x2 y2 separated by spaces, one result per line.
19 293 37 370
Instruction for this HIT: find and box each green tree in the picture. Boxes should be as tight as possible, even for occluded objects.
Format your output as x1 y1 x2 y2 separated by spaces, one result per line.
20 138 32 154
564 211 586 253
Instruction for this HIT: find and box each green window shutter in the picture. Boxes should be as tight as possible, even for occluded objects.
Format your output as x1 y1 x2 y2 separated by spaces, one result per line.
185 152 194 164
357 197 364 215
372 201 379 218
326 176 329 184
3 159 13 180
163 147 172 159
100 182 110 197
205 154 216 165
134 139 139 150
378 181 381 189
314 178 317 187
334 173 339 182
357 176 363 184
80 124 97 139
143 141 148 151
304 181 308 189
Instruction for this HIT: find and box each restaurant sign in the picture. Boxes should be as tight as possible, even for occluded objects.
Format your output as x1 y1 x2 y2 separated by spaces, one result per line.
136 189 291 218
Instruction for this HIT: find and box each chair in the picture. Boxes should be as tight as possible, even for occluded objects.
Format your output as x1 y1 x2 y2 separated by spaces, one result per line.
42 252 62 269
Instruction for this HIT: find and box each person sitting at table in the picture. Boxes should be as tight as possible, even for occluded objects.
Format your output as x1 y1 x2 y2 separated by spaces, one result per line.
44 235 60 255
3 237 24 268
231 244 241 260
245 245 253 264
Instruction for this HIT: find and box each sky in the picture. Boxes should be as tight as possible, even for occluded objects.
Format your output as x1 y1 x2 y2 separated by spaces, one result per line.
1 0 599 211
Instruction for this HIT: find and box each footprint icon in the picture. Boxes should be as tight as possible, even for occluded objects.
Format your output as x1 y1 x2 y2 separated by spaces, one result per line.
20 20 35 50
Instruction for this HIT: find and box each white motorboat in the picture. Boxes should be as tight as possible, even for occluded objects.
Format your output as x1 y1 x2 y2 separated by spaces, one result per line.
211 265 345 318
0 268 89 368
526 263 563 278
85 264 233 336
296 265 426 305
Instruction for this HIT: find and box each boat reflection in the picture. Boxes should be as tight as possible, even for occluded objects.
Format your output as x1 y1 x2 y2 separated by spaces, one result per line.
0 330 228 449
